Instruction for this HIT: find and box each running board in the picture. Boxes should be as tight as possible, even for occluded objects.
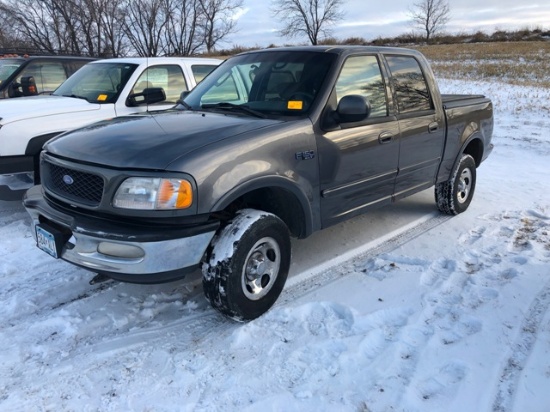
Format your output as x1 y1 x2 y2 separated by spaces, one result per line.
0 185 28 201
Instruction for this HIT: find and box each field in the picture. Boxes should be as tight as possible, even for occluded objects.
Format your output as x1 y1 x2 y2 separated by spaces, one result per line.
415 41 550 89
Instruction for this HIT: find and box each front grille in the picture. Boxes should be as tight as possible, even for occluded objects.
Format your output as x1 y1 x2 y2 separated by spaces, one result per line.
43 161 104 206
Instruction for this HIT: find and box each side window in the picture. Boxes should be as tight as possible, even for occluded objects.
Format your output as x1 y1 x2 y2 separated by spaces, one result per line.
385 56 433 113
191 64 218 83
131 65 188 104
335 55 388 118
18 62 67 94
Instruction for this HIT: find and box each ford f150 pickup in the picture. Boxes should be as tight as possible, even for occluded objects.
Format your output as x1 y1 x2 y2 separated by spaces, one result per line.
24 46 493 320
0 56 222 200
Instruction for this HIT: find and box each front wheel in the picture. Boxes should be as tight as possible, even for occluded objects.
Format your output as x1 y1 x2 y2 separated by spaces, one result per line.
435 154 477 215
202 209 291 321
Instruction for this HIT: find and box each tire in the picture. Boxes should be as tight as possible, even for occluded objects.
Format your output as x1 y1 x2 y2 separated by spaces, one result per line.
435 154 477 215
202 209 291 321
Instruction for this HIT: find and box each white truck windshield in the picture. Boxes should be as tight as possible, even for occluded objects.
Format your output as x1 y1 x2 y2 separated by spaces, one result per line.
53 62 139 103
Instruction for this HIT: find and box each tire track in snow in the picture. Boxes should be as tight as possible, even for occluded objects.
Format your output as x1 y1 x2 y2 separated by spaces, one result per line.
280 212 452 304
492 279 550 412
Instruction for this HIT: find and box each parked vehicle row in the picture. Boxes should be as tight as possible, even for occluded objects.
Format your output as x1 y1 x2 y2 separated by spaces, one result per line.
0 56 222 200
22 46 494 321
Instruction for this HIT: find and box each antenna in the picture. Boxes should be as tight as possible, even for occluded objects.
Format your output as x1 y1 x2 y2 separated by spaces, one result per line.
146 54 149 112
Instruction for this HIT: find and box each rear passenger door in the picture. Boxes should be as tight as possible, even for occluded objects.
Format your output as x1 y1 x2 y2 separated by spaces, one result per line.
318 54 400 228
384 55 446 200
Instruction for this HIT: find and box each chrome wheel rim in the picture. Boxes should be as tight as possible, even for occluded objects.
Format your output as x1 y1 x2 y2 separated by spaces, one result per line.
457 168 472 204
242 237 281 301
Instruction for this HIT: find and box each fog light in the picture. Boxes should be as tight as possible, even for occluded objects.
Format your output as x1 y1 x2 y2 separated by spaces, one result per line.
97 242 145 259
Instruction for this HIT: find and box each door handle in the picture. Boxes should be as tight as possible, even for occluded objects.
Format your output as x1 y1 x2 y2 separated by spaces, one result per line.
428 122 439 133
378 131 393 144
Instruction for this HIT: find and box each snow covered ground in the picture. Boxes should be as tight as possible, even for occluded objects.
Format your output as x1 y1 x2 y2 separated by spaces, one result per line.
0 77 549 412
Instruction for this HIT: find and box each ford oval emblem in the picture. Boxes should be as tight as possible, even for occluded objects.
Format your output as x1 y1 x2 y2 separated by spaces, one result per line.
62 175 74 185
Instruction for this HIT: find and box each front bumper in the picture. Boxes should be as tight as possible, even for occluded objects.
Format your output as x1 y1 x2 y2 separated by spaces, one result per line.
24 185 218 283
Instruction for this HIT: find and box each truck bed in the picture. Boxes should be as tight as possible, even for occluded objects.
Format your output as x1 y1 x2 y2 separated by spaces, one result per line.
442 94 489 109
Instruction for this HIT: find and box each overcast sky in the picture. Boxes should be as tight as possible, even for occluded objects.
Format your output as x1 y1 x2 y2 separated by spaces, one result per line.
225 1 550 47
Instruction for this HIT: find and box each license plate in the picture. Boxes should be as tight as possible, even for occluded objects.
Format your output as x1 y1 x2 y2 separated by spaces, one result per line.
36 225 60 258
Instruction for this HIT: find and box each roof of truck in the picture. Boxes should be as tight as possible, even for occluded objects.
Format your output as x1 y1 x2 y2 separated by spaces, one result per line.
238 45 420 57
87 56 223 65
0 54 95 61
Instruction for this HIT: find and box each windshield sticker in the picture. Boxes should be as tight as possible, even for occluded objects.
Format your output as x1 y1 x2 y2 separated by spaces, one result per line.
288 100 303 110
97 94 108 101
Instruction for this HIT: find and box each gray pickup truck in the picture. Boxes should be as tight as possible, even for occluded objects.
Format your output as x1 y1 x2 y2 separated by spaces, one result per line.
24 46 493 320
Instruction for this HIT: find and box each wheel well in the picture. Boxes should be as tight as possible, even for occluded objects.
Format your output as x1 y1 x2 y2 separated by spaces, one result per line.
463 138 483 167
220 187 307 238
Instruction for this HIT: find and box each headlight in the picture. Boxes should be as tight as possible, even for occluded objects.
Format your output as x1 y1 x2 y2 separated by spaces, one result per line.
113 177 193 210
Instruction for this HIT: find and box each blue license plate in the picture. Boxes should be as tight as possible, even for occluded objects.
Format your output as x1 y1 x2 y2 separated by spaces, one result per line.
36 225 59 258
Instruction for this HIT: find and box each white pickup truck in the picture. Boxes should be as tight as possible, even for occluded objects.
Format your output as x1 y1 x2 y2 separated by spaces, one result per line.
0 56 222 200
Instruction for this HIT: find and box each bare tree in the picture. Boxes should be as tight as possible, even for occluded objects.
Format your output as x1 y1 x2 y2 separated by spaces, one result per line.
271 0 345 45
0 0 79 54
163 0 204 56
0 0 128 56
198 0 243 53
80 0 128 57
408 0 450 42
122 0 168 56
0 0 244 56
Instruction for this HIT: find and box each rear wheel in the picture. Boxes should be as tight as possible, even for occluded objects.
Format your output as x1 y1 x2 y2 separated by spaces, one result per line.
202 209 291 321
435 154 477 215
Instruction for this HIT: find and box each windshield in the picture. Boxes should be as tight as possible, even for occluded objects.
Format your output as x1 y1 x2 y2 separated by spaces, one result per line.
0 59 23 84
184 51 336 117
53 62 139 103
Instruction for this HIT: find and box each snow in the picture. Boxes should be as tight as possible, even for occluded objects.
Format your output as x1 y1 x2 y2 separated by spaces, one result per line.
1 77 549 411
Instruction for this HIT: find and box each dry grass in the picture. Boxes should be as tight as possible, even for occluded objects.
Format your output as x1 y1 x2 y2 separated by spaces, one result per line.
413 42 550 88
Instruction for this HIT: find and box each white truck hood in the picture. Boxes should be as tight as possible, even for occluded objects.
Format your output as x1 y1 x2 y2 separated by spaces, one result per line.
0 95 100 125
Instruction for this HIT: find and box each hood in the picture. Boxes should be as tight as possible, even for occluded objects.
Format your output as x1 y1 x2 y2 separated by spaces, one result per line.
45 110 283 170
0 95 99 125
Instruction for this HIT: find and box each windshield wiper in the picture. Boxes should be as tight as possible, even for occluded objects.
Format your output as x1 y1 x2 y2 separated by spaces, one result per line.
61 94 90 102
201 102 266 118
177 99 193 110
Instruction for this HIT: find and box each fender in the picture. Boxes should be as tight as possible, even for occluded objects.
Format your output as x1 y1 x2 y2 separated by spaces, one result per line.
212 175 318 238
436 126 486 184
451 131 485 173
25 132 64 156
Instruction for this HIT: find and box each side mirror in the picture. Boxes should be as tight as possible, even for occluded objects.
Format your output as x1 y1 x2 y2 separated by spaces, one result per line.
127 87 166 107
336 95 371 124
21 76 38 96
7 81 22 98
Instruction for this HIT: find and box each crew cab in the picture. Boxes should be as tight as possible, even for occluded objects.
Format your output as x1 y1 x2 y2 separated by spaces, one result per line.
24 46 493 321
0 56 222 200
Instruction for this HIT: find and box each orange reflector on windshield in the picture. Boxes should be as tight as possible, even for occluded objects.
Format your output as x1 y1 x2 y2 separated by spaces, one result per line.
288 101 303 110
